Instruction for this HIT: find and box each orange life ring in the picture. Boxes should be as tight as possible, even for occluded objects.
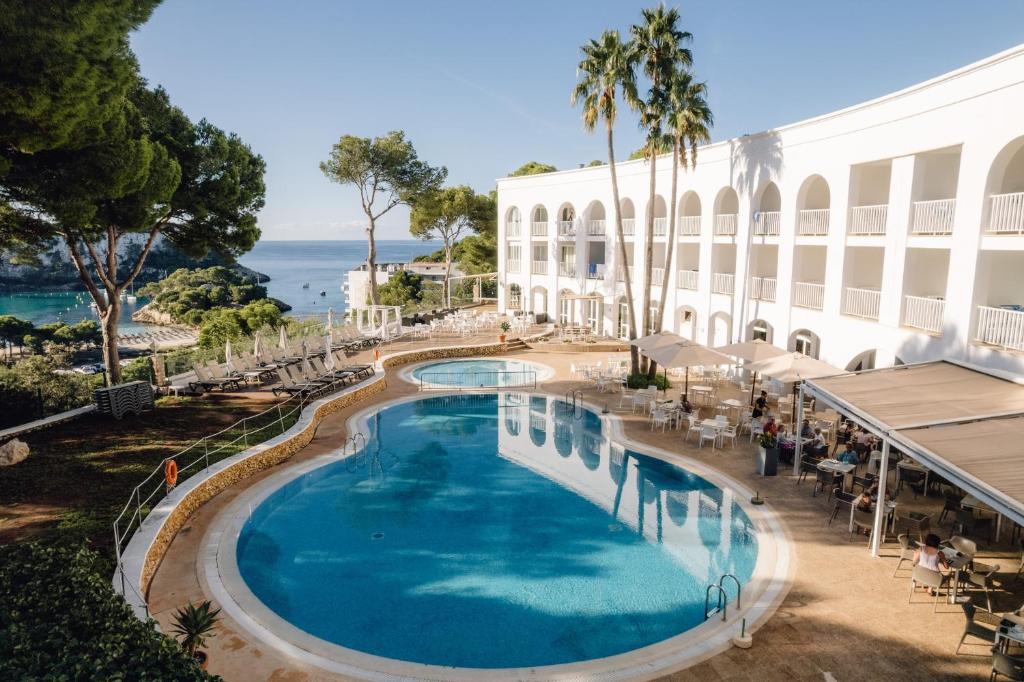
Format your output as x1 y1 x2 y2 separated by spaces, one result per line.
374 348 380 362
164 459 178 487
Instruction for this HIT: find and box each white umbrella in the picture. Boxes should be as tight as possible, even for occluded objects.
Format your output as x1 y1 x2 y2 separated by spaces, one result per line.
253 332 263 359
715 339 789 405
278 325 289 351
646 340 734 393
224 339 236 372
631 330 685 353
301 338 313 378
326 307 335 343
746 352 843 424
323 334 335 370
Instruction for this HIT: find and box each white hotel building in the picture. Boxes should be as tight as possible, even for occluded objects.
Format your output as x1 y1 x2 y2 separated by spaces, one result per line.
496 45 1024 378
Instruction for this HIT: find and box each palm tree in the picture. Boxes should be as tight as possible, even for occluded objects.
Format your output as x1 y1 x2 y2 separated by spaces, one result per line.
651 71 713 379
632 3 692 379
572 30 643 375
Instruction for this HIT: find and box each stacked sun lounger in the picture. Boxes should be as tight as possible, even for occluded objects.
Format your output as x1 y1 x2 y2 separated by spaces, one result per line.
94 381 155 419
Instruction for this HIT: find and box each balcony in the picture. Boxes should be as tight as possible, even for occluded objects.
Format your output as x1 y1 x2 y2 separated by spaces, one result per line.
797 209 829 236
650 266 665 284
621 218 636 236
903 295 945 334
843 287 881 320
617 265 630 283
976 305 1024 351
653 217 668 236
753 211 781 236
987 192 1024 234
911 199 955 235
531 221 548 237
506 221 521 238
587 219 606 236
714 214 737 236
557 220 575 238
508 295 521 310
585 263 604 279
678 215 700 236
711 272 735 295
676 269 699 290
558 262 576 277
749 276 777 302
506 259 520 274
531 260 548 275
849 205 888 235
793 282 825 310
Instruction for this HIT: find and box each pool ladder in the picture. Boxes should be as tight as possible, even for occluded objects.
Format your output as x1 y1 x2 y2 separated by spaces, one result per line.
343 433 367 471
704 574 741 622
564 389 584 419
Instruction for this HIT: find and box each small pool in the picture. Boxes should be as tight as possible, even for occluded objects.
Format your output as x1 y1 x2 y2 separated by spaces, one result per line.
408 358 543 388
232 393 762 670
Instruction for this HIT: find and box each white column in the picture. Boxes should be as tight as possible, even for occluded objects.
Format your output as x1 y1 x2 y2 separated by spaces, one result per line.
879 155 915 327
792 383 805 475
870 439 890 557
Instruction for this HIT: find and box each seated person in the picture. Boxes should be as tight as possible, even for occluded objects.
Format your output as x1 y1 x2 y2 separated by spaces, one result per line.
751 390 768 418
913 534 949 595
800 420 814 440
680 397 693 414
762 416 779 438
839 442 859 465
807 428 827 455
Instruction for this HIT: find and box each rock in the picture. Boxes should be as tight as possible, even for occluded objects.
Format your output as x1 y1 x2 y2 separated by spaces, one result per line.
0 439 30 466
131 302 175 325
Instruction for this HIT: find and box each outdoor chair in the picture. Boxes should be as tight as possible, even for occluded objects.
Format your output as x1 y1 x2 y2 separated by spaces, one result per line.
963 563 1001 612
955 602 997 655
900 511 931 543
748 418 763 443
896 468 927 498
698 424 718 449
827 489 857 527
893 533 916 577
813 468 842 499
851 508 875 544
291 363 334 387
956 509 995 545
205 360 241 384
909 564 947 612
947 535 979 562
852 474 876 494
796 456 819 485
991 651 1024 681
191 364 239 392
650 409 670 432
939 490 965 525
271 368 317 397
719 424 738 449
311 357 355 385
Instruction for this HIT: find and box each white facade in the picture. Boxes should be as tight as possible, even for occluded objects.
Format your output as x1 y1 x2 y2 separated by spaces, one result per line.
343 261 462 309
497 44 1024 376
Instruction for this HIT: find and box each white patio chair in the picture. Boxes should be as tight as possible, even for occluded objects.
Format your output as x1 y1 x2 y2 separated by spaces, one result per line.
650 409 670 432
698 424 718 449
720 424 738 449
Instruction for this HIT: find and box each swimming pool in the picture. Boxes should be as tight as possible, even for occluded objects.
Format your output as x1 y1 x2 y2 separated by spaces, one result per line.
228 393 768 673
406 358 547 388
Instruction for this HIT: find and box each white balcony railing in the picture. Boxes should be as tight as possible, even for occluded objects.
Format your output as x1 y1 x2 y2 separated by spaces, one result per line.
678 215 700 236
557 220 575 237
650 267 665 284
558 262 576 277
587 219 606 236
843 287 881 320
506 221 521 238
508 295 522 310
714 213 737 235
617 265 630 282
976 305 1024 351
676 269 699 290
753 211 781 236
849 205 888 235
987 192 1024 235
621 218 636 236
911 199 955 235
797 209 830 236
586 263 604 279
653 217 668 236
903 295 945 334
793 282 825 310
506 259 521 273
531 221 548 237
711 272 735 295
749 276 777 302
531 260 548 275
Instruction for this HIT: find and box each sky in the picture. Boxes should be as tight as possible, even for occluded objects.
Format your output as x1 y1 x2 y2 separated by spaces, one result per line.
130 1 1024 241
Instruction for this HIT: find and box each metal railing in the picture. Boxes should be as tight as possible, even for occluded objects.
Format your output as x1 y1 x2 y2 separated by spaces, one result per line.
653 216 668 236
676 269 699 290
505 259 520 273
678 215 701 236
711 272 735 295
843 286 882 320
587 219 606 236
749 276 777 302
988 192 1024 234
418 370 538 390
797 208 830 235
976 305 1024 351
650 266 665 284
714 213 737 235
506 221 521 238
793 281 825 310
903 295 945 333
557 220 575 237
558 262 576 277
849 204 888 235
621 218 636 236
753 211 781 236
531 260 548 275
911 198 956 235
531 221 548 237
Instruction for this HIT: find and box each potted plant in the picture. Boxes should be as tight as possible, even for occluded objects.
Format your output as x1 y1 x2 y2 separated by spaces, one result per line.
171 600 222 670
499 321 511 343
756 431 780 476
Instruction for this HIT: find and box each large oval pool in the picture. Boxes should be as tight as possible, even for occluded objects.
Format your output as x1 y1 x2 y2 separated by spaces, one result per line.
235 393 759 669
408 358 542 388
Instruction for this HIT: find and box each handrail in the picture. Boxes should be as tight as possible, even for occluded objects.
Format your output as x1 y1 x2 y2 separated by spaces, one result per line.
705 584 728 622
564 389 584 419
418 370 537 391
720 573 742 610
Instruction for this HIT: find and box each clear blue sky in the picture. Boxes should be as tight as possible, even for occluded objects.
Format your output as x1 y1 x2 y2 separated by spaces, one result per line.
130 1 1024 241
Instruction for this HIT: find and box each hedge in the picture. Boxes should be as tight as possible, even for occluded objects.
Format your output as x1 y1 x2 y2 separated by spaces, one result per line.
0 543 218 681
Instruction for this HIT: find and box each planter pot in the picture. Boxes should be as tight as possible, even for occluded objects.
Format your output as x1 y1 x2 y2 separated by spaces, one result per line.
498 334 506 343
194 651 208 670
756 445 779 476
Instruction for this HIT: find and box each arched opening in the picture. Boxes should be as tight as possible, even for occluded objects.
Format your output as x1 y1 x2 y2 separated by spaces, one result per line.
558 203 576 222
618 198 636 239
796 175 831 235
647 195 668 235
678 191 701 236
557 202 576 239
530 286 548 315
845 349 877 372
984 135 1024 234
788 328 821 359
505 206 521 238
753 182 781 235
616 296 631 340
708 311 732 347
746 318 773 343
675 305 698 340
507 283 522 310
713 187 739 235
529 395 547 447
531 205 548 223
504 404 521 436
557 288 575 326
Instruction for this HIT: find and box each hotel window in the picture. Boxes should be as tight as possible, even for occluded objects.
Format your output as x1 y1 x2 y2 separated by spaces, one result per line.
795 333 813 356
559 297 573 326
585 299 601 334
752 323 768 342
618 300 630 339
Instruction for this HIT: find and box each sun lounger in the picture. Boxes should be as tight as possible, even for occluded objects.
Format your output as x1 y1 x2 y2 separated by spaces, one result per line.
310 357 355 384
192 364 240 391
271 368 318 397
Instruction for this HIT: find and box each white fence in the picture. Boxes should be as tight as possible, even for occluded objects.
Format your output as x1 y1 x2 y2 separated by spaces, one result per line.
753 211 781 236
506 259 520 273
650 266 665 284
714 213 737 235
797 209 830 236
711 272 735 295
976 305 1024 351
849 205 888 235
558 262 576 277
531 221 548 237
621 218 636 236
506 221 521 238
587 219 606 236
653 217 668 236
911 199 956 235
676 269 699 290
903 295 945 333
531 260 548 275
557 220 575 237
793 282 825 310
843 287 882 319
987 192 1024 234
679 215 701 236
749 276 777 302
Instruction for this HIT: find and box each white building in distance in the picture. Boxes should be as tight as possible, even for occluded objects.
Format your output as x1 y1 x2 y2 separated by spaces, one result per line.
496 44 1024 377
343 261 462 310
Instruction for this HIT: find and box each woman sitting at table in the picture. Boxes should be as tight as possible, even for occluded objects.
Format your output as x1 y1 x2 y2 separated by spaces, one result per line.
839 442 860 466
913 534 949 595
680 396 693 414
800 420 815 440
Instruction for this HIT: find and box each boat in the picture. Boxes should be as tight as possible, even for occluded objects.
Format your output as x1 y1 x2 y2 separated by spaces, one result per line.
319 290 326 296
302 283 310 289
126 283 137 304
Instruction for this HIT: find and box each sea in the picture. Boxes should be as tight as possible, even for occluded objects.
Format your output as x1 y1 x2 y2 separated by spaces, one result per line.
0 240 441 331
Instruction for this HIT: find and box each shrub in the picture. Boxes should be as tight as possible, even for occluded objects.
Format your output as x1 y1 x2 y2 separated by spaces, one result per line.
626 372 671 390
0 543 217 681
121 356 156 384
0 357 101 427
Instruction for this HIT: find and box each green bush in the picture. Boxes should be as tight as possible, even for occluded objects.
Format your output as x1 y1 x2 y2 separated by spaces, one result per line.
626 372 671 390
0 357 101 427
121 356 156 384
0 543 217 681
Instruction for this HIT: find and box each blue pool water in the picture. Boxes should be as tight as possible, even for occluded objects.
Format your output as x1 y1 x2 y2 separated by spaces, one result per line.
409 358 535 388
237 394 758 669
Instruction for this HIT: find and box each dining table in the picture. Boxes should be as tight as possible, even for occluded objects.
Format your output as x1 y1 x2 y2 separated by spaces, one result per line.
995 613 1024 653
817 459 857 491
689 385 715 407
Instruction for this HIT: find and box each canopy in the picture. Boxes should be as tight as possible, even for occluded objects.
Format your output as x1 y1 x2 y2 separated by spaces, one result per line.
646 341 733 370
746 352 842 383
632 331 686 353
715 339 788 363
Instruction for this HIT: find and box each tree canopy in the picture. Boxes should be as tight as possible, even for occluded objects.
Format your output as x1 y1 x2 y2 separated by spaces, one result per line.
508 161 557 177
